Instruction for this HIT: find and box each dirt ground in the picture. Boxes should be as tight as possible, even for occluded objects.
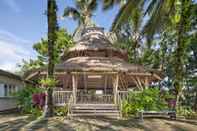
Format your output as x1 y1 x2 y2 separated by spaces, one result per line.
0 114 197 131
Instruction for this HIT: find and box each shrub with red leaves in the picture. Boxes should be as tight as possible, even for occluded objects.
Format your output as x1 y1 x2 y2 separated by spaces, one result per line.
32 92 46 109
168 99 176 109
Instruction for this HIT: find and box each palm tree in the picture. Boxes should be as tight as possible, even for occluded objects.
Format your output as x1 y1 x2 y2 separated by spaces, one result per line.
144 0 193 108
63 0 98 39
102 0 146 63
45 0 58 117
104 0 193 108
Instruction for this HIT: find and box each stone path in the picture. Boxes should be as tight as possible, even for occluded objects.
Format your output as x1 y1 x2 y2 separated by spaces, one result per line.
0 114 197 131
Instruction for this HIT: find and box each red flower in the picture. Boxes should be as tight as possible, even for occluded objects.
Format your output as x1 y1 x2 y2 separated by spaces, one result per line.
32 93 46 109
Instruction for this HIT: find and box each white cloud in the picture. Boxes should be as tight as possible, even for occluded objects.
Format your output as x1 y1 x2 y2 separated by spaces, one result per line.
2 0 22 13
0 30 36 72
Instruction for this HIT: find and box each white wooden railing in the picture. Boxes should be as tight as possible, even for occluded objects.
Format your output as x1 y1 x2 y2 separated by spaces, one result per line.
53 91 72 106
76 94 114 104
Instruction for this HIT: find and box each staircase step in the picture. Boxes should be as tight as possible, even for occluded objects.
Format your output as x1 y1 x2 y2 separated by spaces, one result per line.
70 104 120 118
70 113 119 116
72 110 119 113
72 104 117 109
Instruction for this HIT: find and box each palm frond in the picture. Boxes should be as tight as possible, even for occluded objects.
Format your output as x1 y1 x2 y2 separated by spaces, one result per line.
110 0 143 31
144 0 158 15
87 0 98 11
142 0 176 39
102 0 121 10
63 7 81 21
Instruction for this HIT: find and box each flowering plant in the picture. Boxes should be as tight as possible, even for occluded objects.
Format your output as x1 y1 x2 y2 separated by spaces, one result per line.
32 92 46 109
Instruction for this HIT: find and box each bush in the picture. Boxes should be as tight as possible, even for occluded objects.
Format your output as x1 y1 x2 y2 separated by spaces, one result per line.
14 86 44 115
32 92 46 109
177 106 197 119
122 88 170 117
54 105 68 116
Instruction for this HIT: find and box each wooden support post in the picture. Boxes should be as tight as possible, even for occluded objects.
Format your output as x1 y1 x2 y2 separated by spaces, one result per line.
114 74 119 105
84 72 87 93
104 75 107 94
145 77 149 89
72 74 76 104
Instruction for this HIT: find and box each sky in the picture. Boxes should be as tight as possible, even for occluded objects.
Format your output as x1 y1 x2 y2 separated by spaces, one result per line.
0 0 119 72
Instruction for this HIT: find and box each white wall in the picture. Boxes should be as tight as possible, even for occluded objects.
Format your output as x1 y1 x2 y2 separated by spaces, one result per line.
0 84 4 97
0 98 17 111
0 75 24 111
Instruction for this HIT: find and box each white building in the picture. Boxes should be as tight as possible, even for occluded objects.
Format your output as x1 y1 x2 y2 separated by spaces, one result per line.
0 69 24 111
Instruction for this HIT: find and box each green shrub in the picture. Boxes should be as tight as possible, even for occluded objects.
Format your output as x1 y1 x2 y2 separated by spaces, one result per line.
122 88 170 117
14 86 44 114
30 107 43 118
177 106 197 119
54 105 68 116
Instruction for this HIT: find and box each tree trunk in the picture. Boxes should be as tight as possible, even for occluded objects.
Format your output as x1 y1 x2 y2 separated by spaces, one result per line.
174 0 189 109
44 0 58 117
194 88 197 111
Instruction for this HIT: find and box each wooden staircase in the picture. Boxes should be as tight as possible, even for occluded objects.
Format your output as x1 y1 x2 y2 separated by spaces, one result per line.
69 104 120 118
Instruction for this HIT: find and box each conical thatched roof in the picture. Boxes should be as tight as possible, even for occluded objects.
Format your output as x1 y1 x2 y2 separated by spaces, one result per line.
63 57 145 73
62 27 128 61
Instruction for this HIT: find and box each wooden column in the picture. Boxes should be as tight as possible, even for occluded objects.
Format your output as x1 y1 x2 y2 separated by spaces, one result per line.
145 77 149 89
83 72 87 93
114 74 119 105
72 74 77 104
104 75 107 94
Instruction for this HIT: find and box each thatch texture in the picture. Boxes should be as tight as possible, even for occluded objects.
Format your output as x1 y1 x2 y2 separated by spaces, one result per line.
63 56 146 73
63 27 128 61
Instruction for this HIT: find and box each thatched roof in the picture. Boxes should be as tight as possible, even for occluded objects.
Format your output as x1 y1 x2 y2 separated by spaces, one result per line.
24 26 162 82
63 27 128 61
69 34 116 52
63 56 146 73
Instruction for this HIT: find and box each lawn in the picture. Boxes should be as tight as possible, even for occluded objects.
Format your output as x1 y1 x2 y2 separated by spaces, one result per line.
0 114 197 131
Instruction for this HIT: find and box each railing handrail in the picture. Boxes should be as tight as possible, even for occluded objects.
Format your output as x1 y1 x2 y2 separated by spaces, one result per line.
53 90 72 93
118 90 129 93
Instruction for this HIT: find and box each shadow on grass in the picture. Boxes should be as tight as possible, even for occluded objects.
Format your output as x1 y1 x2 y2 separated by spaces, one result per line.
28 118 75 131
69 116 153 131
0 114 197 131
0 116 32 130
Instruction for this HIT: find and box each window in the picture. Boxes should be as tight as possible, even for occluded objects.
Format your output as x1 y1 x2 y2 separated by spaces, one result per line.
3 84 17 97
4 84 8 96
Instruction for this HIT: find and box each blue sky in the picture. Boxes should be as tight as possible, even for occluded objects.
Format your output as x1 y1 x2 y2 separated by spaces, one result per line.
0 0 119 72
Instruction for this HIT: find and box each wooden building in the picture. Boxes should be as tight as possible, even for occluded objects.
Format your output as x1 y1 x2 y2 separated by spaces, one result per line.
25 27 162 117
0 69 24 111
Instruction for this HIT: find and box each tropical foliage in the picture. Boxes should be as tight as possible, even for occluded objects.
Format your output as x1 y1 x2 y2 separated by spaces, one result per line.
14 86 44 117
103 0 197 111
18 29 73 75
122 88 171 117
17 0 197 118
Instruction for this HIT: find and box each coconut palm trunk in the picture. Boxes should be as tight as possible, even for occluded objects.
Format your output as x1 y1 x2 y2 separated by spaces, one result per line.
44 0 58 117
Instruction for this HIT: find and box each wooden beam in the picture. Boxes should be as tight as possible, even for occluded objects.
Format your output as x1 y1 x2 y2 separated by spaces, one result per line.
153 74 162 80
128 72 152 76
131 76 141 90
136 77 144 90
71 72 118 75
